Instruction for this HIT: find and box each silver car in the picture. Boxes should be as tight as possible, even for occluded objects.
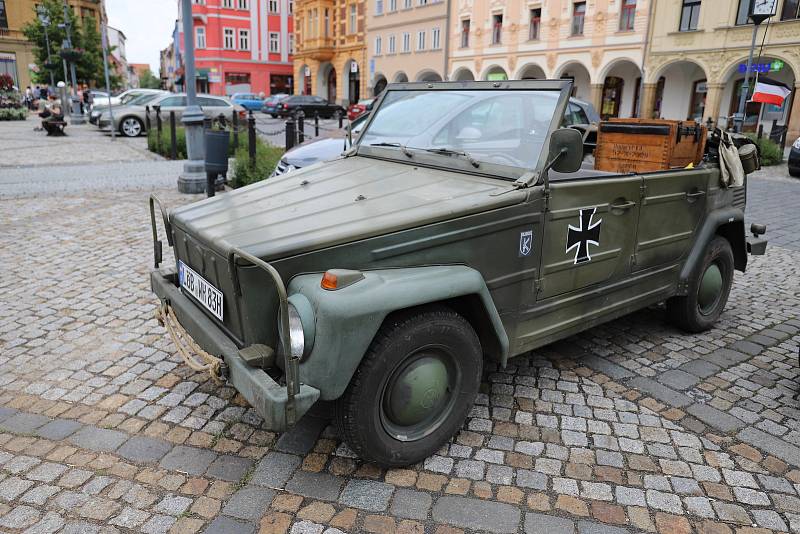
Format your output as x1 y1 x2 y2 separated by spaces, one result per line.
98 93 245 137
90 89 166 124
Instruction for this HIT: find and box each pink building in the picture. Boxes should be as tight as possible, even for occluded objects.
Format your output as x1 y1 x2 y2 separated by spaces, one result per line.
177 0 295 96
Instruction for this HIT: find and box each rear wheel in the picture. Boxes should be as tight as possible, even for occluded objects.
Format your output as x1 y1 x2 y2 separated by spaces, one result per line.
120 116 143 137
667 236 734 332
335 307 482 467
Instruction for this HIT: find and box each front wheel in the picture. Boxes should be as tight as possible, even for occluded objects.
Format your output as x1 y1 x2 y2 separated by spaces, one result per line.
335 307 482 467
667 236 734 332
120 116 143 137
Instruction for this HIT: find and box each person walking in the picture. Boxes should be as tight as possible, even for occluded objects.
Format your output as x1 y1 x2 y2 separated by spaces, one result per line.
24 86 33 110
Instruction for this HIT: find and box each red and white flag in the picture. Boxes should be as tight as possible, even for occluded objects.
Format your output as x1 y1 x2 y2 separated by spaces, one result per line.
751 77 792 106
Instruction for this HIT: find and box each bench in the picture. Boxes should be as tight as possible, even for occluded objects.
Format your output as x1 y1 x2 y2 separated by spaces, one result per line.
43 119 67 136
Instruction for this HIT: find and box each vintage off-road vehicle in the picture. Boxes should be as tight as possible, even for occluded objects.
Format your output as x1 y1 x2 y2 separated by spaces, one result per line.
149 81 767 466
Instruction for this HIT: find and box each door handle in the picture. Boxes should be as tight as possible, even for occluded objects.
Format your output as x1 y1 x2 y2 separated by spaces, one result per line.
610 200 636 211
686 190 706 202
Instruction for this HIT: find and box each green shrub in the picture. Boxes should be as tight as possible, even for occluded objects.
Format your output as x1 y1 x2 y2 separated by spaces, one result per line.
147 127 243 160
0 107 27 121
231 139 284 188
744 134 783 166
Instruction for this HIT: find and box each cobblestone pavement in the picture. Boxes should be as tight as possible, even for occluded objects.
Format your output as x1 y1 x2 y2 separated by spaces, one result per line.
0 148 799 534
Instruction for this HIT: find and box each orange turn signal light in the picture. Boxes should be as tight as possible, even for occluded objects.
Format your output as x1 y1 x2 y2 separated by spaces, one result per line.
321 272 338 290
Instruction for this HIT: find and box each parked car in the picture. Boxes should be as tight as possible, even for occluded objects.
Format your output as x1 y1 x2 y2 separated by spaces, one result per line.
148 80 768 467
347 98 375 121
261 94 289 117
790 136 800 177
90 89 166 124
98 93 244 137
231 93 265 112
273 95 345 119
272 113 371 176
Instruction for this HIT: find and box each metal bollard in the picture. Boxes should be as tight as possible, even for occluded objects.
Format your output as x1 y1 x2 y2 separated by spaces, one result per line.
338 110 343 129
154 105 162 152
297 110 305 144
757 123 763 139
232 110 239 150
170 111 177 160
314 111 319 137
285 118 296 150
248 110 256 168
145 106 151 131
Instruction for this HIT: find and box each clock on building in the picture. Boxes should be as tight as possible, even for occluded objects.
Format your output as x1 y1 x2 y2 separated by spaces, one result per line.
751 0 777 17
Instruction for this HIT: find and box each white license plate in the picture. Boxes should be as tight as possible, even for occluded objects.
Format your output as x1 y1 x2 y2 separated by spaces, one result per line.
178 261 224 321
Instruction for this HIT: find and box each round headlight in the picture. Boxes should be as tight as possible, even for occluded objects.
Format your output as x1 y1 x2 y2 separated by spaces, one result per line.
286 302 305 360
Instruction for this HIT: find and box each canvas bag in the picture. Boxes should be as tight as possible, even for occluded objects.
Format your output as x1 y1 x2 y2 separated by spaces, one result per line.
718 130 745 188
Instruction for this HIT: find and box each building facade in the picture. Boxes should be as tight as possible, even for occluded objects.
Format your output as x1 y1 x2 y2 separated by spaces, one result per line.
293 0 367 105
178 0 294 96
366 0 448 97
642 0 799 140
106 25 129 88
448 0 652 119
0 0 37 89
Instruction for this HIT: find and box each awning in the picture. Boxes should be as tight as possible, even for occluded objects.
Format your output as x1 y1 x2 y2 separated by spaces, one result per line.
196 68 209 80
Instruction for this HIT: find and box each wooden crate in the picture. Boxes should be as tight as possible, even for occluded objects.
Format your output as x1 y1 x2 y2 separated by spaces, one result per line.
594 118 706 174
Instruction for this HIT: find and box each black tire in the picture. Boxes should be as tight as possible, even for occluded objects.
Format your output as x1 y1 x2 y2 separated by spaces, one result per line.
789 166 800 178
271 114 278 118
335 307 482 467
667 236 734 332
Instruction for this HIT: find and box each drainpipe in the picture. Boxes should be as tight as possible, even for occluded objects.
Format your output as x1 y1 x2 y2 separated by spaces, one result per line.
636 0 655 118
443 0 452 80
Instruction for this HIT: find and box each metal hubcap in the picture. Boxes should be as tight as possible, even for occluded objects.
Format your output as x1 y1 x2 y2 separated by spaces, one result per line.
698 263 723 315
380 348 458 442
122 119 141 136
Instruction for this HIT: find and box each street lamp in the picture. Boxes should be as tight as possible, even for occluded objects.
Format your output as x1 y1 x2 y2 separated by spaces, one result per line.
59 0 85 125
177 0 207 193
36 6 55 87
734 0 777 133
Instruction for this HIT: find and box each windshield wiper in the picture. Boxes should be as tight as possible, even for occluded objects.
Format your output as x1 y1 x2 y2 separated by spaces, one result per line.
369 142 413 158
422 148 480 168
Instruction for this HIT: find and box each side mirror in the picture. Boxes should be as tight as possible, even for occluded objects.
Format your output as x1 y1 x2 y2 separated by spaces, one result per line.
547 128 584 174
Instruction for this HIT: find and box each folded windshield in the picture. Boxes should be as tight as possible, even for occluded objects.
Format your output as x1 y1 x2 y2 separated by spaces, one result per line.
358 89 560 171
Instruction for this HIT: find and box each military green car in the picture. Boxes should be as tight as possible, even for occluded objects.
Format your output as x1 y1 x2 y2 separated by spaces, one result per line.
149 80 767 466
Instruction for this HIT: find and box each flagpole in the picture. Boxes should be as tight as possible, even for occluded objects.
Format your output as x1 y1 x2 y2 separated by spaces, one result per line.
734 22 760 134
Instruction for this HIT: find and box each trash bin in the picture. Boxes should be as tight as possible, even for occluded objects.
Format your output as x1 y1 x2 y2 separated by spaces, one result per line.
204 130 230 196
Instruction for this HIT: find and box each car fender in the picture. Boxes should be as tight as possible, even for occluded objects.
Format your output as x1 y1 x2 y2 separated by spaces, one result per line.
677 207 747 295
288 265 509 401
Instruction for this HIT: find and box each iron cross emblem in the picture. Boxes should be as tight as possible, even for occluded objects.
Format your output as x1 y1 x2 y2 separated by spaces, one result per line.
566 208 602 264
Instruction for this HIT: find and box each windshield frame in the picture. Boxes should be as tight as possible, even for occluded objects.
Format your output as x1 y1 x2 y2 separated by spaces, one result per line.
354 80 572 181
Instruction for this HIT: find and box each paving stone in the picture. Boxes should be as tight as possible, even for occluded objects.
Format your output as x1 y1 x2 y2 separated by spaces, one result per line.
738 427 800 467
686 403 746 433
0 476 35 501
273 416 327 455
705 349 750 368
110 506 150 528
338 479 394 512
432 495 521 533
516 469 547 490
579 355 633 380
646 489 683 513
677 359 722 379
576 520 631 534
140 513 177 534
626 377 692 408
455 459 485 480
752 509 788 531
159 445 217 476
524 511 575 534
154 494 193 515
117 436 173 463
251 452 300 487
289 521 324 534
206 455 253 482
26 462 69 483
390 488 432 520
424 455 454 474
0 505 41 529
284 470 344 501
615 486 646 506
684 496 715 518
20 484 59 506
24 510 65 534
731 340 762 355
0 407 18 422
222 486 276 520
0 413 50 434
69 426 128 453
657 369 700 390
712 502 751 524
36 419 82 440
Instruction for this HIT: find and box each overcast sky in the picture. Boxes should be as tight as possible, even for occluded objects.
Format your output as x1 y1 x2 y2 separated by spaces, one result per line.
107 0 177 73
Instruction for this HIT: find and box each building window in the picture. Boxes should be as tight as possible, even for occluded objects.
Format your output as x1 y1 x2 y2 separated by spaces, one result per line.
238 29 249 50
417 30 426 50
269 32 280 53
529 8 541 40
402 32 410 52
195 27 206 49
0 52 17 86
619 0 636 31
680 0 701 31
0 0 7 29
349 4 357 33
224 28 235 49
376 0 383 14
222 0 233 7
289 0 293 14
389 0 396 10
736 0 753 24
268 0 278 13
403 0 411 8
288 33 295 53
324 8 330 37
375 36 382 54
571 2 586 35
388 34 396 53
491 14 502 44
432 27 440 49
419 0 427 5
782 0 800 19
460 19 470 48
237 0 248 9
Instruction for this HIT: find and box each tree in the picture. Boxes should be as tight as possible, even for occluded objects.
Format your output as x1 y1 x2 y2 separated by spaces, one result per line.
138 69 161 89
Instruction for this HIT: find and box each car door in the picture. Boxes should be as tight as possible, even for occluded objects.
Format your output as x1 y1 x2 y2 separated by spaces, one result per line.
633 167 710 271
199 97 232 119
157 96 187 122
538 174 642 300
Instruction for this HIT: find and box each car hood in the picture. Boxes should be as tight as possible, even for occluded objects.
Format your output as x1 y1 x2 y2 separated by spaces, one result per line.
170 156 525 261
283 136 347 167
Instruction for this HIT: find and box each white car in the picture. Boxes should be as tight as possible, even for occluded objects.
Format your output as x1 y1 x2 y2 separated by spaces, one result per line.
90 89 166 124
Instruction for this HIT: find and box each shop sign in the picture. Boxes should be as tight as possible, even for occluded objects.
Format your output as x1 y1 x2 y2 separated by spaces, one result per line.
695 81 708 93
487 72 508 81
304 66 310 77
350 61 358 73
738 60 784 74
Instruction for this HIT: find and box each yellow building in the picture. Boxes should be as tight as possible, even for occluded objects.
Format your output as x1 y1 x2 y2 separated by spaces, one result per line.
448 0 653 119
293 0 368 105
642 0 800 140
0 0 107 90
